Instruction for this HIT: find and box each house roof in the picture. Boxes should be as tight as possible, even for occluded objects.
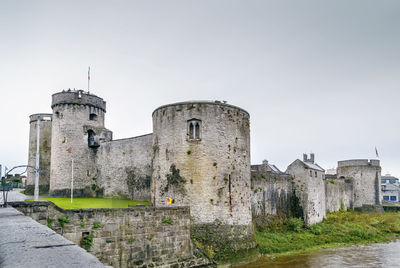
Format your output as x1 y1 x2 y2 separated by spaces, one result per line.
382 175 399 181
301 160 325 172
251 162 285 174
268 164 283 174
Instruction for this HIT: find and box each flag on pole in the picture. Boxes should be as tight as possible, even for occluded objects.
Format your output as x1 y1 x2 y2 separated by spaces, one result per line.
375 146 379 158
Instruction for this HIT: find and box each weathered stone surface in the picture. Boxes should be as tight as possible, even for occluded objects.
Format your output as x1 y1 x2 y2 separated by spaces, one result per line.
10 202 214 268
96 134 152 201
337 159 382 208
151 102 252 228
286 156 326 226
250 170 293 217
26 113 52 195
50 91 108 196
151 101 255 262
0 207 105 268
324 174 353 212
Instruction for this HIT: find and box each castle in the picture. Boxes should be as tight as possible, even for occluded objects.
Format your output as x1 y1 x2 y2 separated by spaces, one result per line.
26 90 382 260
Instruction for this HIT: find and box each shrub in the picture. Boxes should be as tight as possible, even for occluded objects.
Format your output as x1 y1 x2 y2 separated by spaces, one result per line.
58 216 70 228
287 217 304 232
81 234 93 251
47 218 55 229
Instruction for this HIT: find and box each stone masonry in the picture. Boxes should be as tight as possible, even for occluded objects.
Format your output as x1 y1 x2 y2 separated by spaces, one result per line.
10 201 213 268
337 159 382 208
26 113 52 195
286 154 326 226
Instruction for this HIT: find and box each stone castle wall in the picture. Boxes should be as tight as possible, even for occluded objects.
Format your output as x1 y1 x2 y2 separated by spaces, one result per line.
324 175 353 212
10 202 213 268
337 159 381 208
50 91 107 196
96 134 153 201
26 114 52 195
250 171 293 217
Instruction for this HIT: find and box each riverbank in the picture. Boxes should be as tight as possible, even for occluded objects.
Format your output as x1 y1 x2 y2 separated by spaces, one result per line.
255 210 400 258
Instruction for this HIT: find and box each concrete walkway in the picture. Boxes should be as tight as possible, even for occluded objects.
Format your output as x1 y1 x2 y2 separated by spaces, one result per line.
0 189 29 205
0 207 106 268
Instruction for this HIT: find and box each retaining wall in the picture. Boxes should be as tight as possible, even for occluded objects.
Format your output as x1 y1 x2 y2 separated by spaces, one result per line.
10 202 212 268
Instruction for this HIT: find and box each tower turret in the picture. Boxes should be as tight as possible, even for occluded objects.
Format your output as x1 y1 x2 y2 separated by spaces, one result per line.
337 159 382 208
26 114 52 195
151 101 255 260
49 90 110 196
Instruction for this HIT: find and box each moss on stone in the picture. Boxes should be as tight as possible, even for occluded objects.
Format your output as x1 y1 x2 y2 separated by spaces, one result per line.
191 223 257 264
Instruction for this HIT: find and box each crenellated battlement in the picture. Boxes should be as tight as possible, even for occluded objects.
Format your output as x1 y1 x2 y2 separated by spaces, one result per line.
338 159 380 168
29 113 52 123
51 90 106 112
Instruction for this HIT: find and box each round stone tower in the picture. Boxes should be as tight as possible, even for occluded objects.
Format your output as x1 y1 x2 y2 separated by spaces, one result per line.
151 101 255 260
337 159 382 208
49 90 106 196
26 114 53 195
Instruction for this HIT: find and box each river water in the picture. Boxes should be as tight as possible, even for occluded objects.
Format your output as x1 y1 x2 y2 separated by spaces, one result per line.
240 240 400 268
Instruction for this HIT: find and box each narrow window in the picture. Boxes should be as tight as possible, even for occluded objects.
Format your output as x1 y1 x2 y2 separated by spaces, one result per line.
195 122 200 139
187 119 201 140
309 170 312 177
89 113 97 121
55 112 60 118
315 171 317 177
189 122 194 139
228 175 232 212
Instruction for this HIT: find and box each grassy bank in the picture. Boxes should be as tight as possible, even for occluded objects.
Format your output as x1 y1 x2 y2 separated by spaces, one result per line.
255 210 400 257
25 197 149 209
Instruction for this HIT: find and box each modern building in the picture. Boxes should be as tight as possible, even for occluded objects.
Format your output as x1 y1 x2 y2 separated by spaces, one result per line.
381 174 400 202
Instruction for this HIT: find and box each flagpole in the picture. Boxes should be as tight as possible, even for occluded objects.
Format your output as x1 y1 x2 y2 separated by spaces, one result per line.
88 66 90 94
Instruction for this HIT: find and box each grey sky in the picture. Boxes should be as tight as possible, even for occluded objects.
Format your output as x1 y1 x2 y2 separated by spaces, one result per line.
1 0 399 176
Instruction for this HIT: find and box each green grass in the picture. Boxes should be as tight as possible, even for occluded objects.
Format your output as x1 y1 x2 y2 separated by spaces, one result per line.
25 197 149 209
256 210 400 257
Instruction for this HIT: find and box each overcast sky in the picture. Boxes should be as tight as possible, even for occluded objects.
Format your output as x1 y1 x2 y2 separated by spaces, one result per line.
1 0 399 177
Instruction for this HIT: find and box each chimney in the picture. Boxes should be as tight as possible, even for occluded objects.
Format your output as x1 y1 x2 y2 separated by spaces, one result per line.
310 153 315 163
262 159 268 166
303 154 308 162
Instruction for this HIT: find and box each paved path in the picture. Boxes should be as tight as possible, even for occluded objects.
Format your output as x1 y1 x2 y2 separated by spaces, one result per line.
0 207 106 268
0 189 29 205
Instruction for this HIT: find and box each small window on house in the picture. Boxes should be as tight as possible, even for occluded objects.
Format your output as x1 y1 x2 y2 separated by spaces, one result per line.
315 171 317 177
383 196 389 201
55 112 60 118
390 196 397 201
309 170 312 177
89 113 98 121
187 119 201 140
381 179 386 184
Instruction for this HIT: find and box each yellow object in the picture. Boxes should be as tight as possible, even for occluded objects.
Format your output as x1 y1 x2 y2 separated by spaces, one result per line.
166 197 172 204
